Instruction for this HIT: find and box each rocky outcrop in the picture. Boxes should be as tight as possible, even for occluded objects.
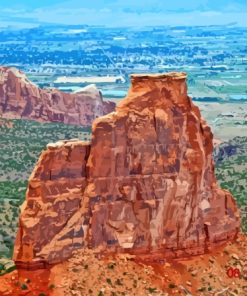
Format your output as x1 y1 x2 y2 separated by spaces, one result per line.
14 73 240 267
214 136 247 164
0 67 115 126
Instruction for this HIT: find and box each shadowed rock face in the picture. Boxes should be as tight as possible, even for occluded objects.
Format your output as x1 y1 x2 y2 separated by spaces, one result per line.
0 67 115 126
13 72 240 267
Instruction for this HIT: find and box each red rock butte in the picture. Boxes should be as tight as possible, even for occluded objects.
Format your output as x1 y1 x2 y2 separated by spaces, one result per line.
0 66 115 126
13 72 240 268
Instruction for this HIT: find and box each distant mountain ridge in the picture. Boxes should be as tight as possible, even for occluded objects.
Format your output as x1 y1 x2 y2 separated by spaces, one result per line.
0 67 115 126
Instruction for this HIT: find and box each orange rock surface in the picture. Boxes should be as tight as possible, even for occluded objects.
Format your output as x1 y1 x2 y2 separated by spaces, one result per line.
0 67 115 126
13 72 240 267
2 234 247 295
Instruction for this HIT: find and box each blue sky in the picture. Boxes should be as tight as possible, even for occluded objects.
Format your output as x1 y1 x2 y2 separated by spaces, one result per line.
0 0 247 27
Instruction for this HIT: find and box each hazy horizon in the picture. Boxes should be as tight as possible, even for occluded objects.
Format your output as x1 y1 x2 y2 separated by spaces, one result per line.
0 0 247 28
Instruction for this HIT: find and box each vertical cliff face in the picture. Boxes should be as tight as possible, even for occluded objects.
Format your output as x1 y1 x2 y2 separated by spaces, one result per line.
14 140 90 266
14 73 240 266
0 67 115 126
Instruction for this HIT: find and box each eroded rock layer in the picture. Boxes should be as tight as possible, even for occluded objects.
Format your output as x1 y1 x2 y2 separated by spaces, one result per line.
14 73 240 266
0 67 115 126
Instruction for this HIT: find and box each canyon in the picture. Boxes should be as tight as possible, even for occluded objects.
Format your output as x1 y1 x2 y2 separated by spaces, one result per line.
0 67 115 126
13 72 240 268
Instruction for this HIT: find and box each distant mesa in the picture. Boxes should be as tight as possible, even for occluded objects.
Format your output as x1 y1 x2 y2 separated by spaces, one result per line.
0 67 115 127
13 72 240 267
73 84 99 94
54 75 126 84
